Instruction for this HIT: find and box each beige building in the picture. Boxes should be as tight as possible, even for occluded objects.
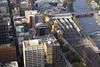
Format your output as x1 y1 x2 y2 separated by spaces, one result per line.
45 42 60 64
44 36 60 64
25 10 38 18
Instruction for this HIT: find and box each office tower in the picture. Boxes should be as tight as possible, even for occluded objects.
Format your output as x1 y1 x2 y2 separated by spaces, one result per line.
45 41 60 64
36 34 60 65
23 35 60 67
0 17 9 44
23 39 45 67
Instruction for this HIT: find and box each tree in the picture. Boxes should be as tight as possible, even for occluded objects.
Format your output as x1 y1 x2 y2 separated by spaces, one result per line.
95 0 98 2
66 50 81 63
54 33 57 39
63 1 67 8
88 0 91 3
52 62 62 67
69 55 75 63
58 39 64 48
73 62 82 67
63 0 73 8
99 1 100 7
74 54 81 63
62 44 69 52
66 50 75 60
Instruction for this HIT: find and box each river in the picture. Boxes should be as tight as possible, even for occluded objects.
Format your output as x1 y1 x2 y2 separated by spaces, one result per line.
73 0 100 48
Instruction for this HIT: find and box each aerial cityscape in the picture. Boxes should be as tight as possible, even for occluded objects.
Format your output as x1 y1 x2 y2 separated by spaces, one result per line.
0 0 100 67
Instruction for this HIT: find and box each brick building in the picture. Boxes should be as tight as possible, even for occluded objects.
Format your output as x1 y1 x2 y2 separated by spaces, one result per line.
0 44 17 63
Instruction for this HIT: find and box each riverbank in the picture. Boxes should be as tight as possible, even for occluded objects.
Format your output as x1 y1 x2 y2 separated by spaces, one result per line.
73 15 97 46
85 0 93 11
87 35 97 46
72 16 83 31
73 0 97 46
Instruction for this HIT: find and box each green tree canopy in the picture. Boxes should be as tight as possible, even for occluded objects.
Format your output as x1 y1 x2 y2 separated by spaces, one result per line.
99 1 100 6
63 0 73 8
62 44 69 52
73 62 82 67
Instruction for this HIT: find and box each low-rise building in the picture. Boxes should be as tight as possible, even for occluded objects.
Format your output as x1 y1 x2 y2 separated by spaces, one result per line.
25 10 38 18
0 44 17 63
0 0 9 13
2 61 18 67
35 22 50 36
91 0 99 10
20 1 32 16
16 26 25 34
0 0 8 7
0 7 9 13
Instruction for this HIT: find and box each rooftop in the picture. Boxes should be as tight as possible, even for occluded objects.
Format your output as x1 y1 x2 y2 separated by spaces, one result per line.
0 20 7 25
35 34 59 46
0 44 11 48
24 39 43 47
2 61 18 67
0 0 7 2
35 0 59 3
36 22 48 28
23 34 60 47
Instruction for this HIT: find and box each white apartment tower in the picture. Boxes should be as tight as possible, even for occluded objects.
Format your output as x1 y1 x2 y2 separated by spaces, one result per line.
23 39 45 67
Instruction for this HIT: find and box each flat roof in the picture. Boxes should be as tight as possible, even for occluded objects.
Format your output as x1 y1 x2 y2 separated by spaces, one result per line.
24 39 43 47
36 22 48 27
0 44 10 48
35 34 60 46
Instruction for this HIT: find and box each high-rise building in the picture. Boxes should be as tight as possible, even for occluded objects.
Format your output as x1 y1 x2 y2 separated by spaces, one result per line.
23 39 45 67
23 34 60 67
36 34 60 65
0 17 9 44
44 40 60 64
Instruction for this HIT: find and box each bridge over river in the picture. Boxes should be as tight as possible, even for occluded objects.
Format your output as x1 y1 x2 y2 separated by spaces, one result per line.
51 10 99 17
71 10 99 15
